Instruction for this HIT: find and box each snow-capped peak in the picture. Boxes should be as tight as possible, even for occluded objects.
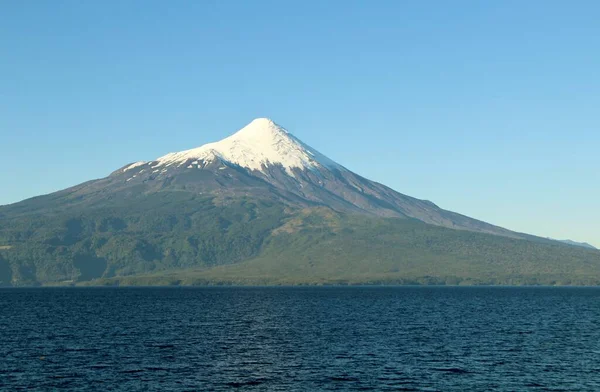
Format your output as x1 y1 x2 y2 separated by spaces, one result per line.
153 118 340 176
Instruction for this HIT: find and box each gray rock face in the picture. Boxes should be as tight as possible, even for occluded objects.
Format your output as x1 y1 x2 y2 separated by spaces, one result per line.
112 157 518 237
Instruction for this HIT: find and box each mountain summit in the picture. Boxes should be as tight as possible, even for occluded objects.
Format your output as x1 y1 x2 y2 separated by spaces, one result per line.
145 118 340 176
111 118 516 237
1 118 598 286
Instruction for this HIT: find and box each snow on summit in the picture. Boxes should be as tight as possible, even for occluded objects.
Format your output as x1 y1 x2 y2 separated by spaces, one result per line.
153 118 339 176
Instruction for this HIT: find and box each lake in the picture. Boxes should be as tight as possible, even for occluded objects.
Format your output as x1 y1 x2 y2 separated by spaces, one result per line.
1 287 599 391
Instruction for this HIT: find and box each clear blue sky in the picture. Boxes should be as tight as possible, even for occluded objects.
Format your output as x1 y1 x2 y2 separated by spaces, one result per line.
1 1 598 247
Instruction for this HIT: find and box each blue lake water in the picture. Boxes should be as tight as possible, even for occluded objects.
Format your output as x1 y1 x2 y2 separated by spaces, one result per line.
1 287 600 391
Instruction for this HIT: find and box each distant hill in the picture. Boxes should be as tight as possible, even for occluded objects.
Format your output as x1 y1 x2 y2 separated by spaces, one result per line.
1 118 598 286
558 240 597 250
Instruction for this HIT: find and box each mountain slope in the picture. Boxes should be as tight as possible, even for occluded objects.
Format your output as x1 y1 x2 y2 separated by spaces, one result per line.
1 119 520 236
558 240 597 250
0 118 598 286
95 209 600 286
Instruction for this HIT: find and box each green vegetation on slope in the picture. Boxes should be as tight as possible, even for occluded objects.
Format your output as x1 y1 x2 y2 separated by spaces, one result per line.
0 193 286 285
1 195 599 286
87 209 600 287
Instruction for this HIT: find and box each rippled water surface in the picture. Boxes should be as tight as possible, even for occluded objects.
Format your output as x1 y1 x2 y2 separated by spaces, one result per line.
2 287 600 391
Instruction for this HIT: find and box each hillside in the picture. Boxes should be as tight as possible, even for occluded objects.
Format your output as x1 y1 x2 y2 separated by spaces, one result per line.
1 118 598 286
1 196 599 286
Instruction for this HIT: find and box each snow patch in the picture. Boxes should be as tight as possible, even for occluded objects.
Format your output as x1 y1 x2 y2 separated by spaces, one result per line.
151 118 342 177
123 161 147 172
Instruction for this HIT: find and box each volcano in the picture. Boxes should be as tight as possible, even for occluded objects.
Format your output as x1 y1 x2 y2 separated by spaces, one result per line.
0 118 598 286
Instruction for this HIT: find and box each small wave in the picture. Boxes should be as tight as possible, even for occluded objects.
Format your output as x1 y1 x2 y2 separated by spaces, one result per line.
145 366 168 371
60 347 99 353
330 376 360 382
433 367 469 374
121 369 144 374
525 382 545 387
226 379 266 388
149 344 175 349
89 364 111 369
